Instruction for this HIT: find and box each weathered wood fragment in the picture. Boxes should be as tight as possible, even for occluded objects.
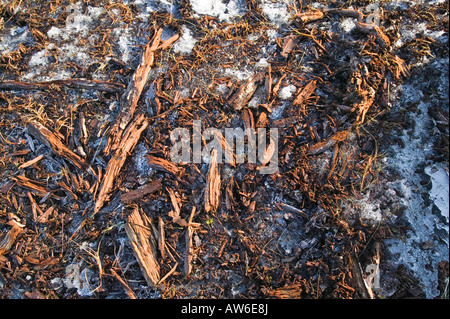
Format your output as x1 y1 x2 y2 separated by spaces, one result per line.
293 80 316 106
0 225 23 256
146 155 179 175
184 206 197 276
124 207 160 287
349 251 372 299
27 121 87 170
93 114 148 215
281 35 299 58
308 130 349 155
120 179 162 204
272 116 300 128
12 175 61 200
355 21 390 48
105 28 166 155
0 79 125 93
294 10 324 23
228 72 265 111
204 149 221 213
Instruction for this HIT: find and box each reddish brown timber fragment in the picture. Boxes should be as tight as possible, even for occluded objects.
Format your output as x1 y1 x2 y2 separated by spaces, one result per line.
0 225 24 256
121 179 162 204
105 28 167 155
228 72 265 111
294 10 324 23
27 121 87 170
293 80 316 106
146 155 179 175
125 207 160 287
204 149 221 213
93 114 148 215
308 130 349 155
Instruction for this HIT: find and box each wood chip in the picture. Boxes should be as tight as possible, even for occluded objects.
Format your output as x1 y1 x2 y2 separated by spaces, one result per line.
93 114 148 215
308 130 349 155
204 149 221 213
293 80 316 106
27 121 88 170
105 28 164 155
146 155 179 175
228 72 265 111
0 225 24 256
124 207 160 287
294 10 324 23
120 179 162 204
281 35 299 58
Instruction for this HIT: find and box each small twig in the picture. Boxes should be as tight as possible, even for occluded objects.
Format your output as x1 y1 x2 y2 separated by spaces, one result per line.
110 268 137 299
0 79 125 93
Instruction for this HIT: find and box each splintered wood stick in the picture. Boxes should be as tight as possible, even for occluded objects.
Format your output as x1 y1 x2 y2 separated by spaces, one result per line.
93 114 148 215
105 28 165 155
0 79 125 93
27 121 88 170
158 217 165 260
125 207 160 287
12 175 61 199
204 149 221 213
349 251 372 299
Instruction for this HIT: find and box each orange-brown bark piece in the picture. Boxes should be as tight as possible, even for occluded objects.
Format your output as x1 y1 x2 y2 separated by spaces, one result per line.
124 207 160 287
93 114 148 214
121 179 162 203
0 226 23 256
146 155 179 175
229 72 265 111
105 28 164 155
205 149 221 213
27 121 87 170
293 80 316 106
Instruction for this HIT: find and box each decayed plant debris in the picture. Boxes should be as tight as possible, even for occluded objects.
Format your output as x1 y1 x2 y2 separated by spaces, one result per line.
0 0 448 299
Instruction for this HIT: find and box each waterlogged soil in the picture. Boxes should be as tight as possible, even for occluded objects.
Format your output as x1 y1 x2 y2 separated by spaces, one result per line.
0 0 448 299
